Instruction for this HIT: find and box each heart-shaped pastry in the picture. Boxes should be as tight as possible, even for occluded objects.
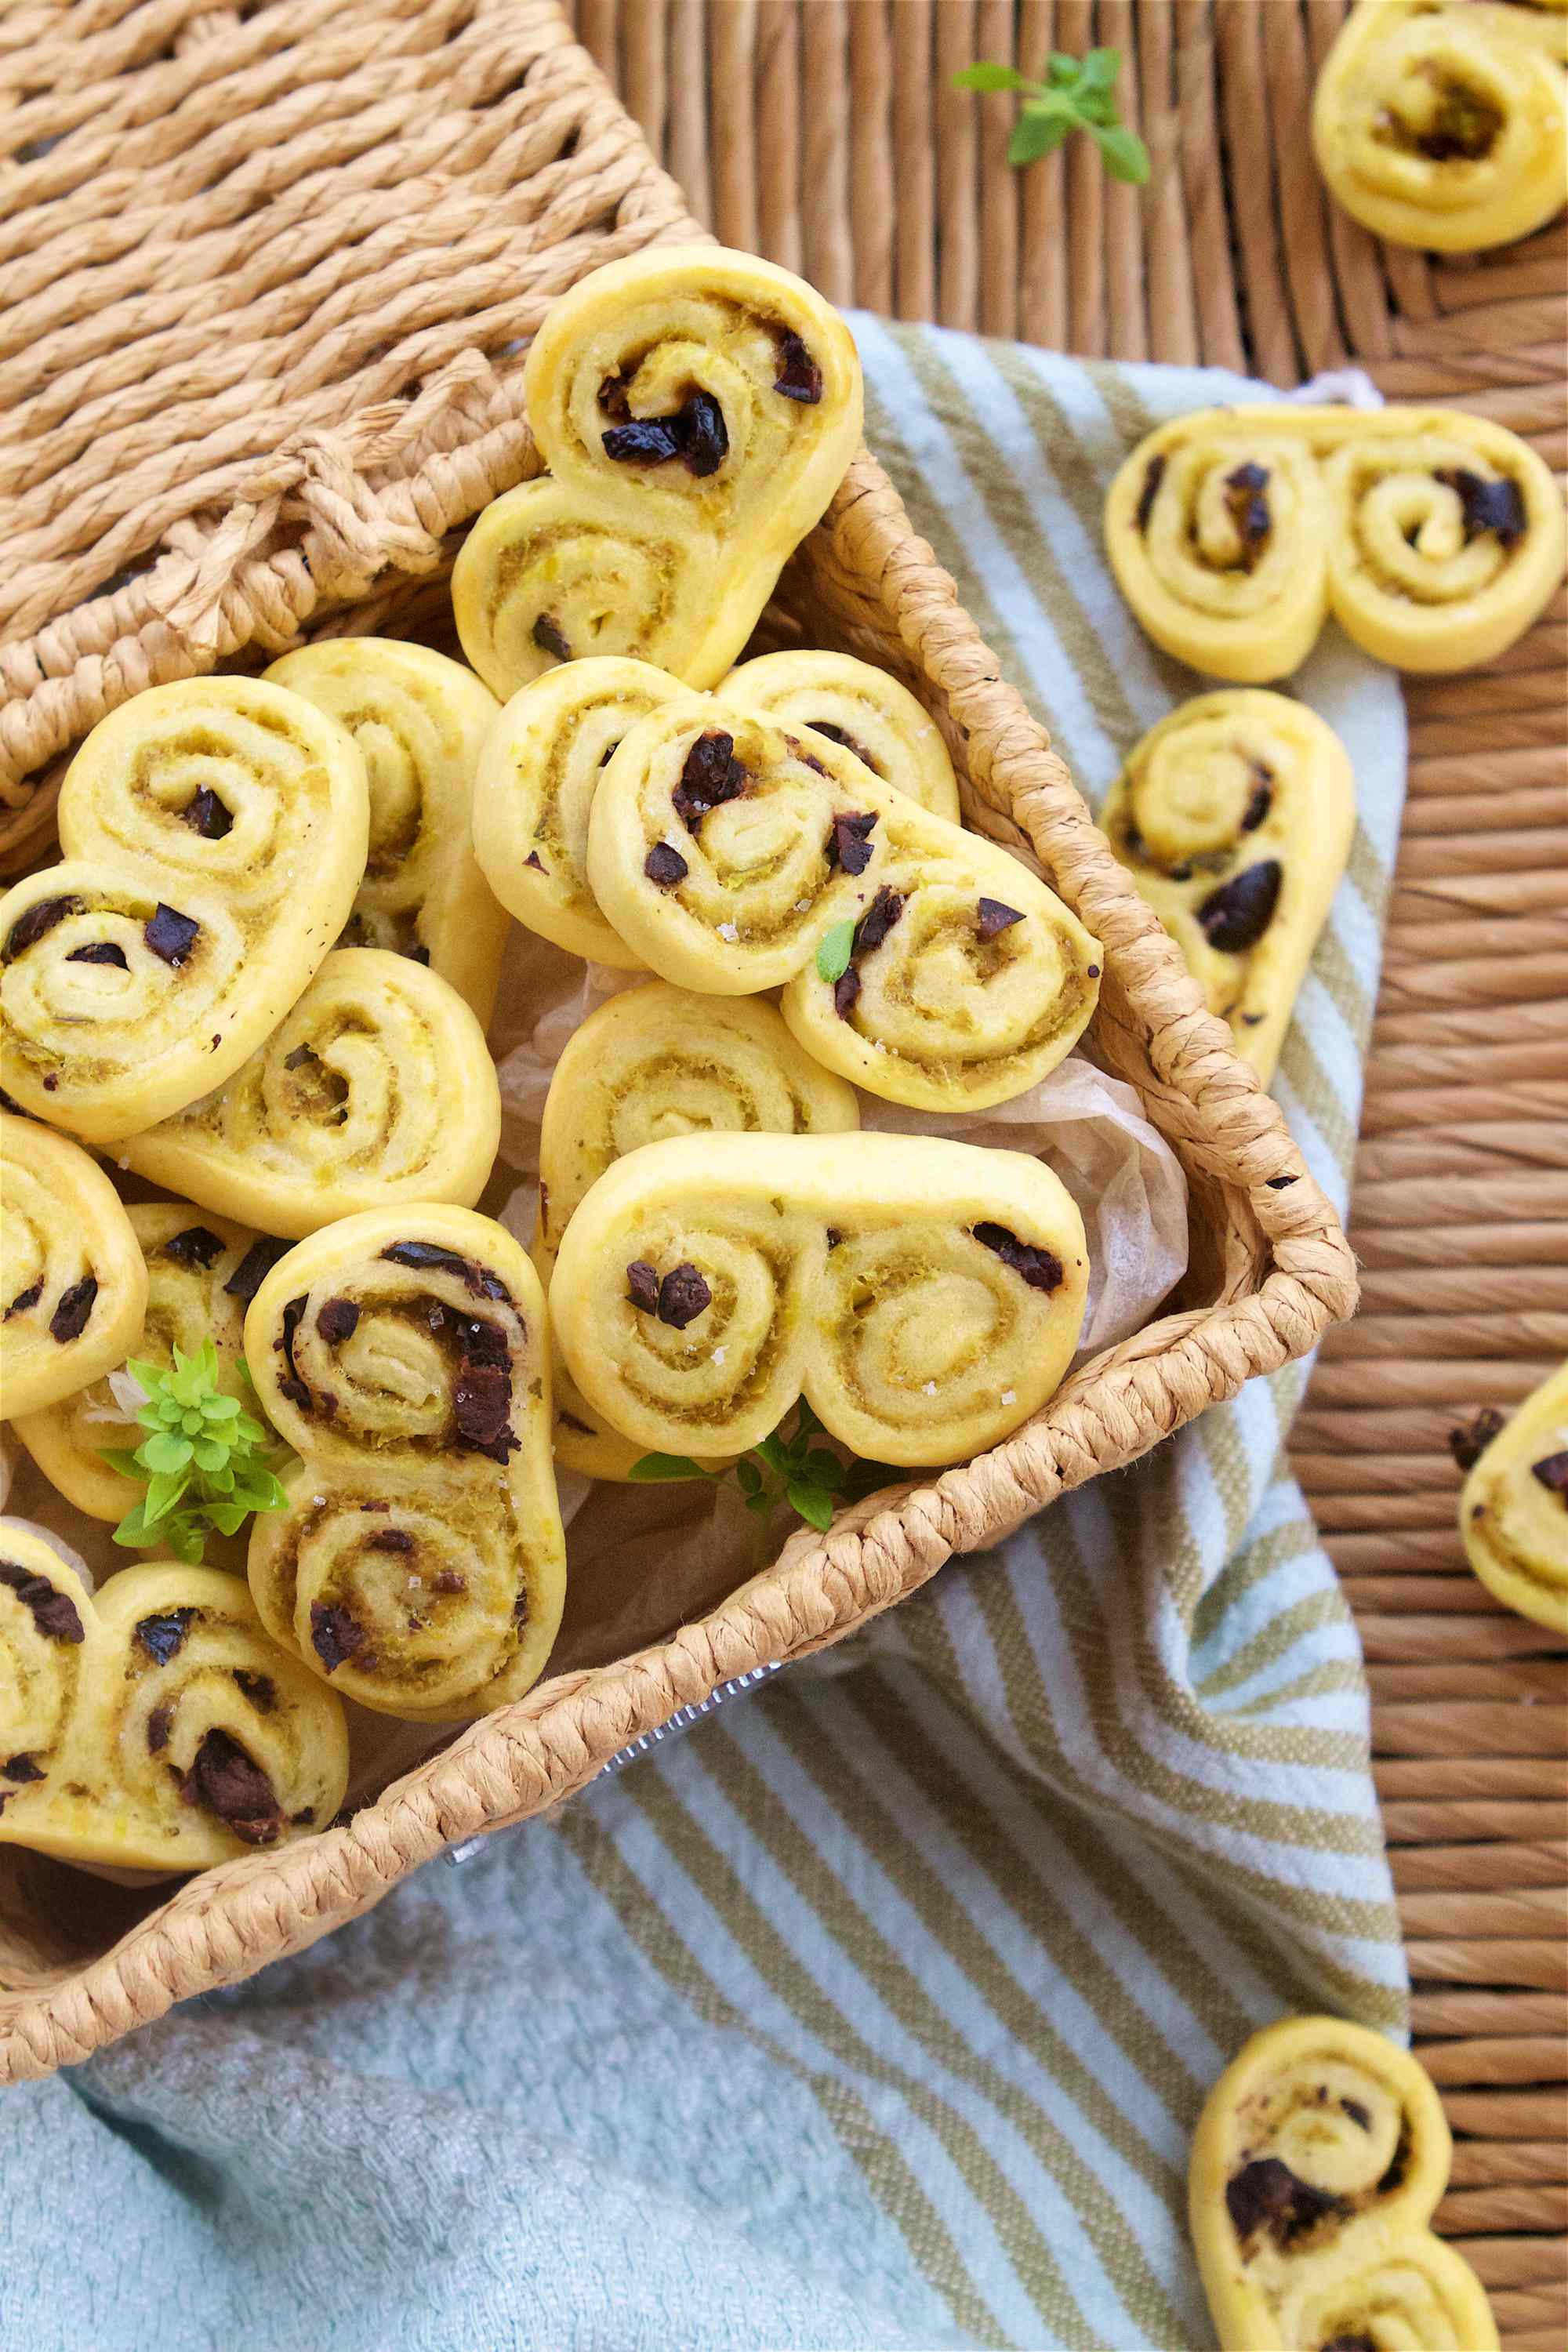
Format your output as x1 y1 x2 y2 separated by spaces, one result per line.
452 244 862 699
116 948 501 1240
587 706 1102 1111
1 1112 146 1420
0 677 369 1142
550 1130 1088 1469
0 1527 348 1870
12 1203 280 1522
1107 404 1564 679
535 982 858 1476
715 650 963 825
1460 1359 1568 1635
244 1205 565 1721
1101 691 1356 1086
1191 2014 1497 2351
264 639 510 1027
1314 0 1566 255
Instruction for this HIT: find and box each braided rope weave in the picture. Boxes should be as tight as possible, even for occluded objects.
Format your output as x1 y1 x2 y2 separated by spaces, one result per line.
0 1 1354 2079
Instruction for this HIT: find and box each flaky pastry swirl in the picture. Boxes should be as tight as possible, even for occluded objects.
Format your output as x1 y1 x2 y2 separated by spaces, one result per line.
1313 0 1566 254
0 677 368 1141
264 639 509 1025
1102 691 1356 1086
452 245 862 699
587 706 1102 1111
245 1206 565 1721
1191 2014 1497 2351
550 1131 1088 1469
535 983 858 1476
1107 404 1565 680
1 1112 146 1421
716 650 963 824
117 949 501 1240
0 1531 348 1871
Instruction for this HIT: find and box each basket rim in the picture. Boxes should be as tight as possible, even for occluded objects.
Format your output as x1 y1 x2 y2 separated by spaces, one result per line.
0 437 1356 2083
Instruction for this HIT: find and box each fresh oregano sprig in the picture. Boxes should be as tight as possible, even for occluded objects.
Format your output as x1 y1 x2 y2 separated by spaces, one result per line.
953 49 1151 183
100 1339 289 1563
630 1399 898 1534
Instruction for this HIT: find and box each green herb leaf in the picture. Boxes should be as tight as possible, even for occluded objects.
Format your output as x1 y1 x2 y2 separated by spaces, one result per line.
956 46 1143 187
952 60 1035 93
627 1452 712 1483
1008 111 1071 165
102 1336 289 1559
786 1482 837 1532
815 918 856 985
1090 122 1150 184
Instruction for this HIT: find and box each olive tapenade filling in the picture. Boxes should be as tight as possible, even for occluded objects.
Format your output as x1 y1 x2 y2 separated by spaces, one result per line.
1241 769 1274 832
1435 466 1526 548
1224 2156 1345 2249
975 898 1024 942
1447 1406 1505 1472
1531 1450 1568 1498
972 1223 1065 1294
826 810 877 875
808 720 875 768
379 1241 513 1303
772 329 823 404
162 1225 226 1269
626 1260 712 1330
601 389 728 477
1196 859 1282 954
452 1314 518 1462
4 895 82 959
180 1726 284 1846
136 1610 194 1666
4 1279 43 1320
3 1755 45 1784
853 886 906 958
532 612 572 662
316 1297 360 1345
1222 463 1271 569
66 941 129 969
49 1276 99 1345
833 967 861 1020
277 1294 311 1410
644 841 688 888
183 786 234 839
0 1560 85 1643
673 731 748 833
1134 453 1166 533
310 1601 374 1675
223 1236 291 1305
143 904 201 966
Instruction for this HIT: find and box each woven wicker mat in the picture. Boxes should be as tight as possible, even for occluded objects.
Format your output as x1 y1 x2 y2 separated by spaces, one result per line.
571 3 1568 2343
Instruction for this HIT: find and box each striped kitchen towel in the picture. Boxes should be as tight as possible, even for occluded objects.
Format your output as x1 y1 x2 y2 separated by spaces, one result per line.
4 331 1407 2352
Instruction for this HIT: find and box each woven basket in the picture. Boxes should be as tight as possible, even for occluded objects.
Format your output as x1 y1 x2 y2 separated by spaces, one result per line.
0 0 1356 2082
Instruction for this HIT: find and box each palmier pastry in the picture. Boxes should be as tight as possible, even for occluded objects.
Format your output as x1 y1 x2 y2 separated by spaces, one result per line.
716 650 963 824
244 1206 565 1720
1107 404 1564 679
452 245 862 698
535 982 858 1476
1459 1359 1568 1635
0 677 368 1140
0 1530 348 1871
549 1131 1088 1470
1191 2013 1497 2351
1102 691 1356 1085
587 707 1100 1111
117 949 501 1240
